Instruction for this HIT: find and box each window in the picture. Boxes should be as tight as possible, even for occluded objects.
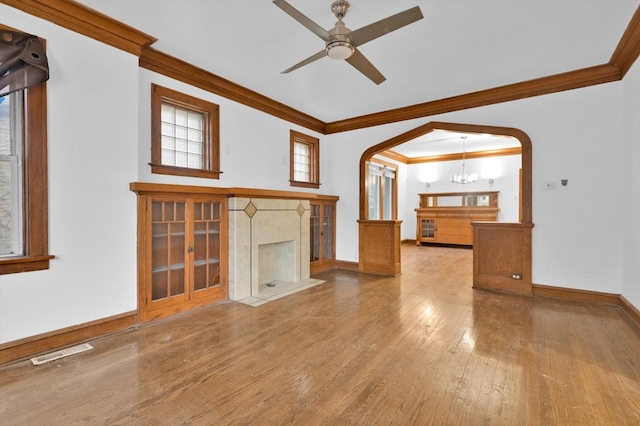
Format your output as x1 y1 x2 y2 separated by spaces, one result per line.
0 43 50 274
151 84 220 179
0 92 23 257
290 130 320 189
367 161 397 220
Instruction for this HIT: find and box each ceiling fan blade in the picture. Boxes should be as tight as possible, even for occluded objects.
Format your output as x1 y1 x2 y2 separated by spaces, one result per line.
281 50 326 74
348 6 424 46
273 0 333 42
345 48 386 85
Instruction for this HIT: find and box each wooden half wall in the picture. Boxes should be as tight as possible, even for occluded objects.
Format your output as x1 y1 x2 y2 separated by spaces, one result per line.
472 222 534 295
358 220 402 276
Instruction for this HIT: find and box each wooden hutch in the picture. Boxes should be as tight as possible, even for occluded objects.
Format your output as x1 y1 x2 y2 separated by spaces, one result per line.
415 191 499 246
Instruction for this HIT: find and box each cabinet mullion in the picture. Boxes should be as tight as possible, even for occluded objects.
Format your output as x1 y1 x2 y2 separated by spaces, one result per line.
185 199 195 301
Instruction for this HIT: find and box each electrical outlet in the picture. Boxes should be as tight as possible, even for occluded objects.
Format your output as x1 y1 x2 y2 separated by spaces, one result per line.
511 273 522 280
542 182 556 190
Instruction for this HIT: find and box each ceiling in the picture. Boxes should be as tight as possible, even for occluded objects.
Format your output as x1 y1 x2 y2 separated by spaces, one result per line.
75 0 638 154
76 1 638 121
389 130 520 158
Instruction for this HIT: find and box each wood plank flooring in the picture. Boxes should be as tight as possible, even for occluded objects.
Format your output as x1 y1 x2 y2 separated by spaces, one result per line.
1 244 640 425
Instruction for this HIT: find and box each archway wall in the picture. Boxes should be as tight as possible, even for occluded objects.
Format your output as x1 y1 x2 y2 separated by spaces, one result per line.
622 56 640 310
322 80 626 295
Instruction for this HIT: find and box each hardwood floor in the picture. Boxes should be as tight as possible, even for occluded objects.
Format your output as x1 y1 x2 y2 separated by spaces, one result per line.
2 245 640 425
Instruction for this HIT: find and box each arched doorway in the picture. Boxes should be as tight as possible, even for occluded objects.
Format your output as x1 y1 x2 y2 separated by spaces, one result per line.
357 121 533 295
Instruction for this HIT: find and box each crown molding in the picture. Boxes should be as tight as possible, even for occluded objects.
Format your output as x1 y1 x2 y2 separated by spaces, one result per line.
326 64 622 133
139 48 326 134
377 150 409 164
407 147 522 165
327 5 640 133
378 147 521 165
4 1 639 135
1 0 157 56
610 4 640 77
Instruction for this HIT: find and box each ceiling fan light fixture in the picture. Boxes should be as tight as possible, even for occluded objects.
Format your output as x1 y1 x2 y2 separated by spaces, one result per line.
326 40 355 60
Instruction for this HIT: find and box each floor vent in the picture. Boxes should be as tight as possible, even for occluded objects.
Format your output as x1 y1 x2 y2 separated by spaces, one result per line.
30 343 93 365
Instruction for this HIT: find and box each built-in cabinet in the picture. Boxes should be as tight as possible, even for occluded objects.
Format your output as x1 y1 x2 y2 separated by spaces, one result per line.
415 191 499 246
310 198 337 274
136 193 228 322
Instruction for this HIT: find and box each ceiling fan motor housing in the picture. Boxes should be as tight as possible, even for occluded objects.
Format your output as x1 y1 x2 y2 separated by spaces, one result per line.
326 20 354 60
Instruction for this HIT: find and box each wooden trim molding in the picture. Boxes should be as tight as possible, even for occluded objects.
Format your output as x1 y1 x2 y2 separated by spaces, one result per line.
620 295 640 330
334 260 359 272
1 0 157 56
533 285 640 331
0 54 53 275
407 147 522 165
327 64 622 133
130 182 339 201
532 284 620 306
379 147 522 165
139 48 326 134
0 311 137 365
378 150 409 164
610 5 640 77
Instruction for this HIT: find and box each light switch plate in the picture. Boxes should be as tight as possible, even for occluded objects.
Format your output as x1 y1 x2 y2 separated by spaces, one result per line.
542 182 556 190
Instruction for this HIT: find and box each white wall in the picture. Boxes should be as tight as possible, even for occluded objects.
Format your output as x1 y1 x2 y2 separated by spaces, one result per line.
137 70 325 192
1 4 637 345
0 7 140 343
323 81 626 295
0 9 328 344
401 155 521 240
623 60 640 309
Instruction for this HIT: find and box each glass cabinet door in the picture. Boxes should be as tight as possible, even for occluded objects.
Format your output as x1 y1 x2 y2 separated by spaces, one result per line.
151 200 187 302
310 200 336 273
322 204 334 260
192 201 222 295
310 204 321 262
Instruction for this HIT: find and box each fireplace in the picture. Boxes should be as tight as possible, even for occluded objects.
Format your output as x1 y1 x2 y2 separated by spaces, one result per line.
228 198 310 300
258 241 296 285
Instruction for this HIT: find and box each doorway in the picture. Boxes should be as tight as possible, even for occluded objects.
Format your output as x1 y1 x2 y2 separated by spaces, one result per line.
358 121 533 295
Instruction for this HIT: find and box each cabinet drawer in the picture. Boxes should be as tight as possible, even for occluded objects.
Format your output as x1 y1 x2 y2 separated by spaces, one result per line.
436 234 473 245
438 218 469 228
437 212 470 218
471 213 498 220
438 226 472 237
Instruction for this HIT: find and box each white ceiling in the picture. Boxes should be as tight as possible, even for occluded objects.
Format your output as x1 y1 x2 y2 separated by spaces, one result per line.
390 130 520 158
77 0 639 125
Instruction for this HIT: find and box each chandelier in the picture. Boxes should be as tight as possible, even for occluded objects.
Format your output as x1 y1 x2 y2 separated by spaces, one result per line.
450 136 478 184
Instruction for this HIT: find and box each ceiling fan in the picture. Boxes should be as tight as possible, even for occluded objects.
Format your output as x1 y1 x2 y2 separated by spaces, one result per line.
273 0 423 85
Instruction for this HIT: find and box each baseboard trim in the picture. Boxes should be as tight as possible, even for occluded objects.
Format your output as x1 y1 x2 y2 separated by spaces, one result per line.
532 284 620 305
335 260 359 271
401 239 417 245
532 284 640 330
0 311 137 365
620 295 640 330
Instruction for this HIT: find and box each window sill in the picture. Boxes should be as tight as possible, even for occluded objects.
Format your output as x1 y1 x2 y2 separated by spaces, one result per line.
290 180 320 189
0 255 55 275
150 164 222 179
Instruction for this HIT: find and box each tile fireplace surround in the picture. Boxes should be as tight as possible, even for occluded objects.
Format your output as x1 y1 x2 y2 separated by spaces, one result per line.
228 198 311 300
